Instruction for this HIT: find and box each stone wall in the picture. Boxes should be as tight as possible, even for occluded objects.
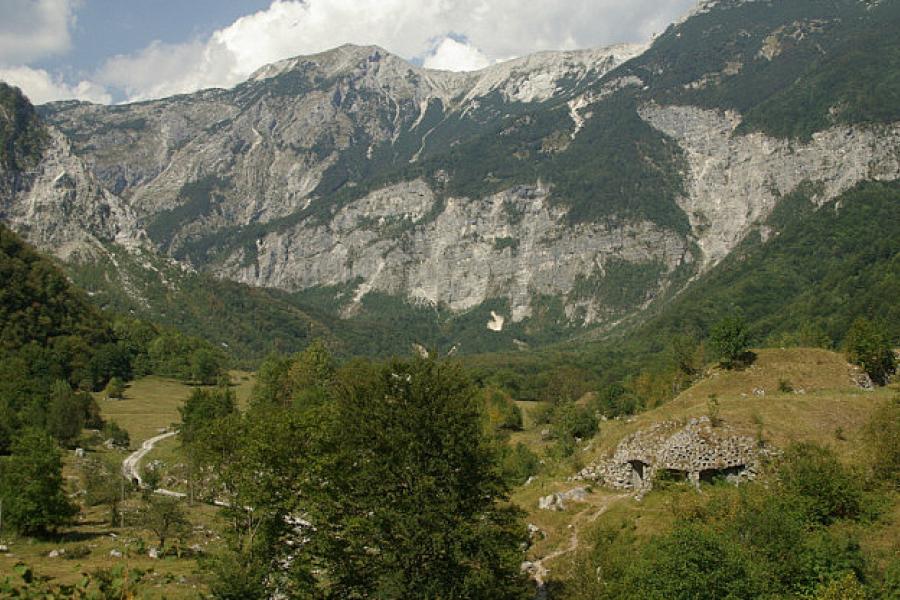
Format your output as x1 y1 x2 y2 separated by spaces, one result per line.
575 416 774 498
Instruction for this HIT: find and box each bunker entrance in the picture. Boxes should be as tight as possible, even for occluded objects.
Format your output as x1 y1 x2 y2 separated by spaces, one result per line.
699 465 745 484
628 460 649 480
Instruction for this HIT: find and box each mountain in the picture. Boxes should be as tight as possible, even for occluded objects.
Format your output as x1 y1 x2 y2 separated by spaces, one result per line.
2 0 898 358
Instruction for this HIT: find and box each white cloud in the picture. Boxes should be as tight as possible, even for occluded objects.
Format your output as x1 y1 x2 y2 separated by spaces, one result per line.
91 0 697 103
0 66 111 104
423 37 491 72
0 0 697 104
96 40 236 102
0 0 79 64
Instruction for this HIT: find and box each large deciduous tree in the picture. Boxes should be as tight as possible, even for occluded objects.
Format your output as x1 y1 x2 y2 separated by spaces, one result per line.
0 428 77 535
312 356 530 599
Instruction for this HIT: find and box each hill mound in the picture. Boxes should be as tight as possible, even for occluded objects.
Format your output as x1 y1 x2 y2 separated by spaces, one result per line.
513 348 898 594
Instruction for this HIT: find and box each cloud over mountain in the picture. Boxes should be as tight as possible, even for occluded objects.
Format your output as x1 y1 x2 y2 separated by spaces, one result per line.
0 0 696 103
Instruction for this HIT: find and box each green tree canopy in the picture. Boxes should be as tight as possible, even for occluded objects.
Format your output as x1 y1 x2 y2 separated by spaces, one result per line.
708 314 751 369
845 317 896 385
0 428 77 535
178 386 236 446
312 356 530 599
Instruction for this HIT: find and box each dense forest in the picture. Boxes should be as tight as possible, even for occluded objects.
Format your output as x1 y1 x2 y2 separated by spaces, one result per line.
0 225 228 454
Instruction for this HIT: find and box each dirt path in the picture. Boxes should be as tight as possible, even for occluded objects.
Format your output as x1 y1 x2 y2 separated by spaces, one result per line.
121 430 186 498
529 494 628 595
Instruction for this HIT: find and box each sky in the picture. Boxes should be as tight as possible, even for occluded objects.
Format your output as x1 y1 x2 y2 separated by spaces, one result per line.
0 0 698 105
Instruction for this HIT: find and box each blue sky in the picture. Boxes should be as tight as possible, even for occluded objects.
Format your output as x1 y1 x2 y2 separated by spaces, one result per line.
37 1 272 74
0 0 697 104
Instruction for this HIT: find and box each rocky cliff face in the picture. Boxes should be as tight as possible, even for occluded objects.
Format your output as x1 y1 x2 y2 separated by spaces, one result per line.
638 104 900 267
4 0 899 348
217 179 691 326
44 43 643 229
0 124 146 259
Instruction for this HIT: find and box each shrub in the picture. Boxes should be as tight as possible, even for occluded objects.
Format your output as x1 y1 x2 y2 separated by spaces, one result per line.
709 315 751 369
810 572 867 600
776 443 863 524
102 421 130 449
483 387 523 432
105 377 126 399
500 443 540 485
628 523 767 599
864 395 900 488
844 318 896 385
551 401 598 456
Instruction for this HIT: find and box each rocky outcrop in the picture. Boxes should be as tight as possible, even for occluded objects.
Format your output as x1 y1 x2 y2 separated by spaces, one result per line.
16 23 899 337
218 180 691 324
538 487 590 511
44 44 640 228
0 126 147 258
639 104 900 268
575 417 774 498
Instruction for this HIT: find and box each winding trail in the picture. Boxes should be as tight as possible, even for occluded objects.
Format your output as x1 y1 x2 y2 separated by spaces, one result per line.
121 430 186 498
529 494 628 595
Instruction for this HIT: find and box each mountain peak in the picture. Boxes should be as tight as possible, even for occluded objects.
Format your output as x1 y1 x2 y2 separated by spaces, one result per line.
248 43 406 83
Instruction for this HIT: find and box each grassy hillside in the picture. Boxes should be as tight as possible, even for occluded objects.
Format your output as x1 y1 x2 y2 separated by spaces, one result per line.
0 372 256 598
510 348 899 596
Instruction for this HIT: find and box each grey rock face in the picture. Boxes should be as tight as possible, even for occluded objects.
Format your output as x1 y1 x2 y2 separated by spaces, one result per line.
538 487 589 511
44 44 640 234
13 38 899 334
0 127 147 258
639 104 900 269
217 180 691 324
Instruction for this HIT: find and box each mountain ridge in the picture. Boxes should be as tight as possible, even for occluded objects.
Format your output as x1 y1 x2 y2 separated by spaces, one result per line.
3 0 899 358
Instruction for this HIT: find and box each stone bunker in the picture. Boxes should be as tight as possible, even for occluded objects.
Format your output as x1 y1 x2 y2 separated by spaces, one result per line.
575 416 773 498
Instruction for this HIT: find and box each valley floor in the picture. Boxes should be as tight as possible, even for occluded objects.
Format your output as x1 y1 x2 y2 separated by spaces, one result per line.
2 349 896 598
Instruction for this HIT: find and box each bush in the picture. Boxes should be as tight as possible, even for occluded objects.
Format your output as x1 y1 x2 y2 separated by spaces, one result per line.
865 395 900 488
483 387 523 432
102 420 130 449
594 383 640 418
179 386 236 446
552 402 598 439
844 318 896 385
628 523 767 599
708 315 751 369
105 377 125 399
550 401 598 456
810 572 867 600
500 443 540 485
776 443 863 524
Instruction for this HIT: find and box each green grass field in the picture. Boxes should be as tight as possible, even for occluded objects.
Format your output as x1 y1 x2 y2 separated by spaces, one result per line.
1 372 255 598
